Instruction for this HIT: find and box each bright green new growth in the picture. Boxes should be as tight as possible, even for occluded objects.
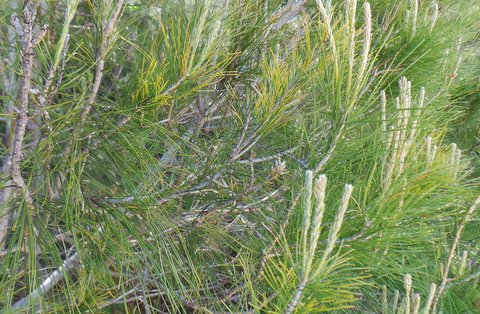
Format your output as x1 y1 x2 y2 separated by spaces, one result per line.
0 0 478 313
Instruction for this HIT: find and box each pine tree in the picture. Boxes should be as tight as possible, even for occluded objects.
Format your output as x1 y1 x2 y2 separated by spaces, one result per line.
0 0 478 312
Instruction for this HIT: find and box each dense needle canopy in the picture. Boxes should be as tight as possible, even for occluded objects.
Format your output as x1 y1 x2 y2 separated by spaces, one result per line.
0 0 478 313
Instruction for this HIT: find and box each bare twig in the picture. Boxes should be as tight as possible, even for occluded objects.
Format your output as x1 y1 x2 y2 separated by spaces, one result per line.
80 0 124 123
335 218 372 244
313 123 345 176
45 34 69 106
447 271 480 287
12 252 80 309
104 289 166 306
237 147 298 164
1 3 38 243
284 278 308 314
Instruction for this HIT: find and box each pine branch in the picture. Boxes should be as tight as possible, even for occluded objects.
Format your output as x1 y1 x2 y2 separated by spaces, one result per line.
431 194 480 312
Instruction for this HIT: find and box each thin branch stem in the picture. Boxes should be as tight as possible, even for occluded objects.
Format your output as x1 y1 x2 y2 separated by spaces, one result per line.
12 252 80 309
1 3 38 243
432 194 480 312
80 0 124 124
313 123 345 176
